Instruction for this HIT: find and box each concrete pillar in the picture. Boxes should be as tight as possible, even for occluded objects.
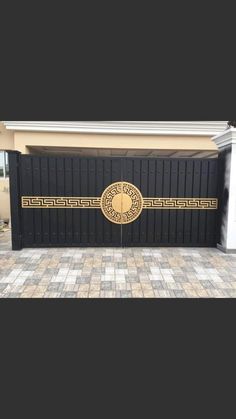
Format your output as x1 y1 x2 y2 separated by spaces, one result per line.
213 128 236 253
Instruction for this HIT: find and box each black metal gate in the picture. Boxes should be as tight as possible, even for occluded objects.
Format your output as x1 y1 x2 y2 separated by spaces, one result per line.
9 152 219 250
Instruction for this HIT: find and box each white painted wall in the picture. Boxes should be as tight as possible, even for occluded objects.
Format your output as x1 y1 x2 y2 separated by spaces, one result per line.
226 143 236 249
213 128 236 252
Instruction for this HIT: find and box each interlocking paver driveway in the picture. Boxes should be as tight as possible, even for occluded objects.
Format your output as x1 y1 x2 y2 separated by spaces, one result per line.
1 231 236 298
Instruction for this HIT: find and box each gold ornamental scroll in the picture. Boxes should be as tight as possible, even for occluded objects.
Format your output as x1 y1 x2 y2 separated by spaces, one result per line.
22 182 218 225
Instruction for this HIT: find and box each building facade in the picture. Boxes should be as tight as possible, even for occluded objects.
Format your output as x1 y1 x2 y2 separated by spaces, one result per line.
0 121 227 222
2 121 233 251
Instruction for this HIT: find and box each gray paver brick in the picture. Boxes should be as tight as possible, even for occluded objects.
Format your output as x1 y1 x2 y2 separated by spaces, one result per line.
1 230 236 298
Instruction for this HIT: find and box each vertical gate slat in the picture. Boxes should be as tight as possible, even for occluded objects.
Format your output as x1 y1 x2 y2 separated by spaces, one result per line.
191 160 201 245
103 159 112 245
21 156 34 247
206 160 218 245
154 160 164 244
80 159 88 245
41 157 50 245
198 160 208 245
96 159 104 245
176 160 185 245
133 158 141 244
184 160 194 245
57 157 66 245
65 157 73 245
88 159 96 245
147 159 155 244
32 157 42 245
169 159 178 244
72 157 81 244
140 159 148 245
162 160 171 244
49 157 58 245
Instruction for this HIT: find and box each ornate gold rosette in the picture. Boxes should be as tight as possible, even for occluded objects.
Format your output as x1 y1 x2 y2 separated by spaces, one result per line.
100 182 144 225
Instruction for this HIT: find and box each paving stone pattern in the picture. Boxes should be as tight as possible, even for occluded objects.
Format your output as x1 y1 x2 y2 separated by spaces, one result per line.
1 231 236 298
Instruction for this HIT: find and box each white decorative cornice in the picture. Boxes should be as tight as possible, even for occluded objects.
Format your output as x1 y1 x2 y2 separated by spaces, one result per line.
2 121 227 136
212 128 236 149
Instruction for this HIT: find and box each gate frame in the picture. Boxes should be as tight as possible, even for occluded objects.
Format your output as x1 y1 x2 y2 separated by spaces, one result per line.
8 151 23 250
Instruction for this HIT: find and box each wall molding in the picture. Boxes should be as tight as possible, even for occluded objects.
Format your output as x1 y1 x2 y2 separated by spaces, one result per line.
212 128 236 148
2 121 228 136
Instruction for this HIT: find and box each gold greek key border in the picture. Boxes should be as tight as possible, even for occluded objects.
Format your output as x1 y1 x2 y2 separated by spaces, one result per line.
143 198 218 210
21 197 101 209
22 196 218 210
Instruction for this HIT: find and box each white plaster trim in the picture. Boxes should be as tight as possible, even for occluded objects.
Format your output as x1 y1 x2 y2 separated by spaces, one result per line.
226 144 236 250
2 121 227 136
212 128 236 148
215 128 236 251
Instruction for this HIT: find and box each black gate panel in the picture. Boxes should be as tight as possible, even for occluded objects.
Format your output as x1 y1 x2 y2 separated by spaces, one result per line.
9 153 219 249
122 158 219 247
18 155 121 248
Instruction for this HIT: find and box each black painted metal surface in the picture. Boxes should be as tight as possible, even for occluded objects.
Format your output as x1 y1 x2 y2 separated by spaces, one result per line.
9 153 219 249
122 158 219 247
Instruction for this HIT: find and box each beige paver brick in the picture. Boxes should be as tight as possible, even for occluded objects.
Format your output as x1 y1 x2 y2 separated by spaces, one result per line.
131 290 144 298
79 284 90 292
196 290 209 298
185 290 199 298
90 284 101 292
182 283 196 290
32 293 45 298
141 283 153 291
77 292 89 298
207 289 226 298
157 290 172 298
1 230 236 299
143 290 155 298
131 283 142 291
88 291 100 298
100 291 116 298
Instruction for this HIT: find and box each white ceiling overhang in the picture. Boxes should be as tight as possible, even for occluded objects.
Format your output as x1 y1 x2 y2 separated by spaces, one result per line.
2 121 227 136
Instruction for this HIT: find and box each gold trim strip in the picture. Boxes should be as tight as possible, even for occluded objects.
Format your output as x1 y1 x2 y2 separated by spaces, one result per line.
143 198 218 210
21 197 101 209
22 196 218 210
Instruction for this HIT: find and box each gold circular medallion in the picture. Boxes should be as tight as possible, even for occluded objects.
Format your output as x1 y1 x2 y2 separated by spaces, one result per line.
101 182 143 225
